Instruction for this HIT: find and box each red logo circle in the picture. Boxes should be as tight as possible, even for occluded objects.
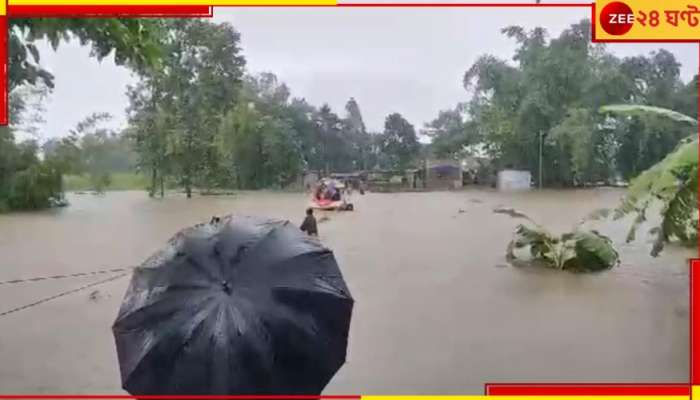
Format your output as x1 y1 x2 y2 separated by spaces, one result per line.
600 1 635 36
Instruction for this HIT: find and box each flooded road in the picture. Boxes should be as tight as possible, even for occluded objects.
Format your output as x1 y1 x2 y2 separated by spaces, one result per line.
0 189 692 393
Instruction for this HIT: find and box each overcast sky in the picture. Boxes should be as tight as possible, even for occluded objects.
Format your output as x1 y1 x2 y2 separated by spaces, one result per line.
31 7 698 139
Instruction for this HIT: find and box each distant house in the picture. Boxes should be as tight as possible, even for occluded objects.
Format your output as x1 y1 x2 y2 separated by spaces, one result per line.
425 159 463 190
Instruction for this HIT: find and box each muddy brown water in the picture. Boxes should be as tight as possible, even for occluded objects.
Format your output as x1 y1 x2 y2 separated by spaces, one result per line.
0 189 692 393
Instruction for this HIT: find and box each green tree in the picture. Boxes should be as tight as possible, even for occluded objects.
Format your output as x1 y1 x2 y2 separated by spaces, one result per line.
288 98 323 172
71 113 119 192
217 100 302 189
1 19 167 211
380 113 419 170
127 20 245 197
126 81 172 197
601 104 697 256
314 104 344 174
9 19 163 92
343 97 371 170
456 19 693 187
423 105 479 160
218 101 260 189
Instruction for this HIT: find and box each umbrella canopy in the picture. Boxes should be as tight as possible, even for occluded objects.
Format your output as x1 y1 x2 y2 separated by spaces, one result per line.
112 215 354 395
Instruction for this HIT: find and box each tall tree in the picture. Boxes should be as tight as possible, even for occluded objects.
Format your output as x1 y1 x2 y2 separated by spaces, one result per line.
314 104 343 174
457 19 694 187
126 80 172 197
381 113 419 170
423 104 478 159
343 97 371 170
9 19 163 92
128 20 245 197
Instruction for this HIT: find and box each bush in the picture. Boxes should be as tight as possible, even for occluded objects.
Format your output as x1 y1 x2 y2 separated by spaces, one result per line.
507 224 619 272
6 164 63 210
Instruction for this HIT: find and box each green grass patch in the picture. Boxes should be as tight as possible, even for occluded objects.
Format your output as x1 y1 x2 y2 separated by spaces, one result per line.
64 172 149 191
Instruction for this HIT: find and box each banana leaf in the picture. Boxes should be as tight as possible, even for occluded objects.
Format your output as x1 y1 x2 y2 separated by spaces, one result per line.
507 224 619 272
600 104 698 126
567 231 619 271
600 104 698 256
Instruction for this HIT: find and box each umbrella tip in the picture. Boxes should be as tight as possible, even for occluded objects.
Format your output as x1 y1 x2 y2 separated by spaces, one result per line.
222 280 232 295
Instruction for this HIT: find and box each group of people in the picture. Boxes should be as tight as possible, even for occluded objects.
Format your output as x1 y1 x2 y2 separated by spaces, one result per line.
301 178 365 237
314 181 342 202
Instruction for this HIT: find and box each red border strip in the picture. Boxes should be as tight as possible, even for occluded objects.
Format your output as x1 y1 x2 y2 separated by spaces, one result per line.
485 384 691 396
8 5 212 17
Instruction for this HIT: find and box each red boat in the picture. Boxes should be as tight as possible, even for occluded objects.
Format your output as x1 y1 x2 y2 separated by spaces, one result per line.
309 178 355 211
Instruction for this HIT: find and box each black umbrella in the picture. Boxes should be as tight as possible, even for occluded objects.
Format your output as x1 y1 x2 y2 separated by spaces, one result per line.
112 215 354 395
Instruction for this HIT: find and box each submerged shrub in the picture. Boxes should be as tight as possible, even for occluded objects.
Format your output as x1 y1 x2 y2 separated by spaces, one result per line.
506 224 619 272
5 164 63 211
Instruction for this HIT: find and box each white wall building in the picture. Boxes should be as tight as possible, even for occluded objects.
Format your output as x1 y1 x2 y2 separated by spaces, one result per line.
497 170 532 191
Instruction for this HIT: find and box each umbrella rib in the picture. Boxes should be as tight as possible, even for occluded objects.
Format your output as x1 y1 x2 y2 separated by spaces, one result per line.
220 224 280 281
272 281 349 300
114 290 217 332
185 253 220 283
119 295 222 385
262 250 333 278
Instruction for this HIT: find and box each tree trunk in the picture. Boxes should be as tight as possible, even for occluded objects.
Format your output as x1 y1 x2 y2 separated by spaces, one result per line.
185 169 192 198
160 174 165 198
149 167 157 198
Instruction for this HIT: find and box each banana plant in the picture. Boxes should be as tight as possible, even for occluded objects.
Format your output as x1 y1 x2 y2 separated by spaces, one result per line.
506 224 619 271
600 104 698 256
600 105 698 125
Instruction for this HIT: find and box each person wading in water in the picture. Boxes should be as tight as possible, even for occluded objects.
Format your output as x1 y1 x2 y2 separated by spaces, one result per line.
300 208 318 236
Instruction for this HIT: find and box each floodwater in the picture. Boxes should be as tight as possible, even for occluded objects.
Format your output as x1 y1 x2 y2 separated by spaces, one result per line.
0 189 692 394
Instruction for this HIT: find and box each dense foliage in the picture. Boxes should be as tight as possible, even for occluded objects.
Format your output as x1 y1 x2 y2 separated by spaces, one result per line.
600 105 698 256
127 20 418 196
426 20 697 187
1 18 162 210
1 17 697 221
9 19 163 92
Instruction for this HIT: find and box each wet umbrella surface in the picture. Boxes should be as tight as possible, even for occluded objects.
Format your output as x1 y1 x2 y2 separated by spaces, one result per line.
112 215 354 395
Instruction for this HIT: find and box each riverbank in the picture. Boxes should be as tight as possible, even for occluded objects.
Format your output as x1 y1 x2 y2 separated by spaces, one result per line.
62 174 309 195
64 173 149 192
0 189 691 393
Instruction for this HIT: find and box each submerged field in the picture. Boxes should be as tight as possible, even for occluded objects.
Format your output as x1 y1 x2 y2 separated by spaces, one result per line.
63 173 150 192
0 189 691 393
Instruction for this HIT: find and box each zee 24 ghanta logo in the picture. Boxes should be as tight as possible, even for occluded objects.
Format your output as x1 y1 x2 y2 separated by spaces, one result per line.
600 1 700 36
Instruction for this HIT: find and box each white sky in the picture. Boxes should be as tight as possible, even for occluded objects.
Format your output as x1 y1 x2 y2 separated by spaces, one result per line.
29 6 698 139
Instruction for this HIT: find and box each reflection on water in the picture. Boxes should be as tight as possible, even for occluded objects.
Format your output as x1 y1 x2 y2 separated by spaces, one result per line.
0 188 693 393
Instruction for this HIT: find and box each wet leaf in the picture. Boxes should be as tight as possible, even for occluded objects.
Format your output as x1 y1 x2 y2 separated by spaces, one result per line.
506 224 619 272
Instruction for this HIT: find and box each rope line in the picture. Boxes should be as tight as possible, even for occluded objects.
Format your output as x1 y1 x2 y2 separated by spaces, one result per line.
0 272 130 318
0 266 135 286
